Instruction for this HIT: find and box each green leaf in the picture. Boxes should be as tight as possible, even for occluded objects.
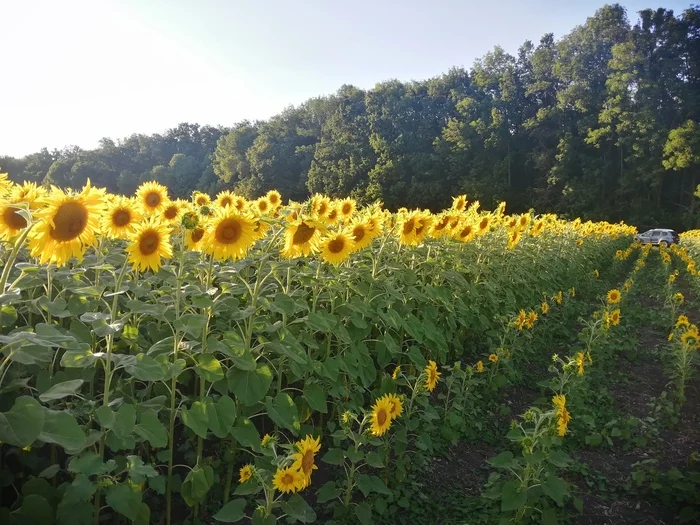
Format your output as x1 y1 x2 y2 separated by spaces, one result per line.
13 494 54 525
220 337 257 371
195 354 225 382
488 451 515 469
230 418 260 450
0 305 18 327
113 404 136 439
302 383 327 414
68 452 116 477
149 475 166 495
306 311 337 332
316 481 341 503
134 410 168 448
228 365 272 406
0 396 45 447
542 474 569 506
208 396 236 439
265 393 300 435
38 379 84 402
213 499 247 523
60 348 98 368
542 508 558 525
38 464 60 479
106 483 142 521
181 401 210 439
271 294 298 316
365 451 385 468
124 354 167 382
354 502 372 525
321 448 344 465
125 455 158 484
500 480 527 512
175 314 208 339
252 508 276 525
180 465 213 507
38 408 86 451
281 494 316 523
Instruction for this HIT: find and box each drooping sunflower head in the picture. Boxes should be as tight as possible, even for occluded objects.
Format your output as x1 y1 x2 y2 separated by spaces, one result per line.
184 226 206 252
266 190 282 209
102 196 142 239
392 365 401 380
475 361 484 373
324 206 340 225
292 435 321 486
424 360 440 392
594 269 599 279
452 194 467 212
282 220 325 259
28 182 105 266
125 217 173 272
311 195 331 219
609 309 621 326
541 301 550 315
507 230 521 249
0 172 13 197
455 221 476 243
239 464 254 483
320 231 355 266
370 396 394 437
429 214 451 238
606 289 621 305
676 315 691 330
202 207 257 261
680 328 699 349
10 181 47 210
192 191 211 207
136 181 169 216
384 393 403 420
518 214 530 230
272 467 303 494
477 216 491 235
673 292 684 305
575 352 585 376
552 394 571 437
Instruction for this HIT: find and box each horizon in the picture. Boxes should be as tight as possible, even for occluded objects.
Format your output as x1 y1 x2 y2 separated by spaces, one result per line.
1 0 692 158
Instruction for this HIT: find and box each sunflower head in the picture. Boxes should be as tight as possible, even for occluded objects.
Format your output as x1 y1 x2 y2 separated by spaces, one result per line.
202 207 257 261
125 217 173 272
266 190 282 208
102 196 142 239
216 190 236 209
239 464 254 483
475 361 484 373
282 220 325 259
272 467 304 494
424 360 440 392
606 289 621 304
452 194 467 212
339 198 356 220
136 181 169 215
370 396 394 437
291 435 321 486
192 192 211 207
254 196 272 216
320 231 354 265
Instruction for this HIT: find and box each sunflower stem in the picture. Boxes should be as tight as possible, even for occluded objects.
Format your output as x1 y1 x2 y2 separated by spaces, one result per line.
222 440 237 504
0 224 33 293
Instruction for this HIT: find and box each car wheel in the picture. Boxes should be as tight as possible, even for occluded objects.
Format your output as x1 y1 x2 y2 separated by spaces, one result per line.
659 241 668 247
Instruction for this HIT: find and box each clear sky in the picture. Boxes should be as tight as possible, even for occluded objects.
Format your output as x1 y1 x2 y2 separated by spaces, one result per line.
0 0 692 157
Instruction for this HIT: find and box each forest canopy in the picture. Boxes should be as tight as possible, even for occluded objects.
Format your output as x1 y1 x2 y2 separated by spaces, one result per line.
2 4 700 229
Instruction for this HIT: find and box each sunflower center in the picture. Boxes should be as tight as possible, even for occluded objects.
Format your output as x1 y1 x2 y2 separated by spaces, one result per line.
300 451 314 474
415 222 427 235
318 203 327 216
191 227 205 243
292 223 315 246
460 226 473 238
342 203 352 215
196 197 207 206
377 408 388 426
353 226 366 242
328 238 345 254
235 200 245 211
269 195 279 205
221 197 232 207
50 201 88 242
282 473 294 485
480 218 489 230
138 230 161 256
402 219 415 235
328 209 338 221
164 206 178 220
258 201 268 212
112 209 131 227
145 192 161 208
3 207 27 230
215 218 243 245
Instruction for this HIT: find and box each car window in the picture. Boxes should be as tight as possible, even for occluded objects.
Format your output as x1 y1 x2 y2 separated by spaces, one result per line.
651 231 661 239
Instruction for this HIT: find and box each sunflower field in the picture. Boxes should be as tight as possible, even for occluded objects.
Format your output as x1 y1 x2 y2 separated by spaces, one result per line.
3 172 699 525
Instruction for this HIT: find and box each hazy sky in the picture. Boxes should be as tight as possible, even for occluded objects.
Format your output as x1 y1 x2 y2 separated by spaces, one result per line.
0 0 691 157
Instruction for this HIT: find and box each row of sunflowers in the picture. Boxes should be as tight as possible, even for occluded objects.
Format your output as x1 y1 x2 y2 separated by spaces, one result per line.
0 173 638 524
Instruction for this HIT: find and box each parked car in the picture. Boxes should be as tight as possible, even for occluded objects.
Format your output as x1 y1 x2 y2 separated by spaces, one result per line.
634 228 680 247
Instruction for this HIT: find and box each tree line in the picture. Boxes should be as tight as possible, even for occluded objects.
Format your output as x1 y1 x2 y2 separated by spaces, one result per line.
2 4 700 229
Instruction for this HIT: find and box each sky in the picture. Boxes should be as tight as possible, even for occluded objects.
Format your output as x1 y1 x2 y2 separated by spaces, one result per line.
0 0 692 157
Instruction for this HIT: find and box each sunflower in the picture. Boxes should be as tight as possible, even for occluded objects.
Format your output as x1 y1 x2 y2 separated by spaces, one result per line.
291 435 321 487
266 190 282 209
126 218 173 272
429 214 451 238
338 198 356 220
553 291 563 305
136 181 169 216
676 315 690 329
350 220 374 251
202 208 257 261
681 328 699 349
370 396 394 437
231 195 248 212
668 274 676 283
261 434 273 447
576 239 583 246
575 352 585 376
552 394 571 437
384 393 403 420
282 220 325 258
272 467 304 494
488 353 499 363
161 200 185 225
365 213 385 237
475 361 484 373
319 231 354 265
514 309 528 331
455 221 476 243
569 287 576 297
0 172 13 196
192 192 211 207
424 360 440 392
541 301 550 315
253 196 272 216
606 289 621 305
526 311 539 328
311 195 331 219
399 211 430 246
185 226 206 251
215 190 236 209
0 192 37 242
10 181 46 210
518 214 530 230
28 182 105 266
239 464 253 483
452 194 467 212
609 309 621 326
391 365 401 380
102 196 142 239
507 230 521 249
477 216 491 235
673 292 684 305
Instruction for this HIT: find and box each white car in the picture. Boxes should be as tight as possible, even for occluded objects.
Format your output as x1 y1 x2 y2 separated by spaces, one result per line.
634 229 680 247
